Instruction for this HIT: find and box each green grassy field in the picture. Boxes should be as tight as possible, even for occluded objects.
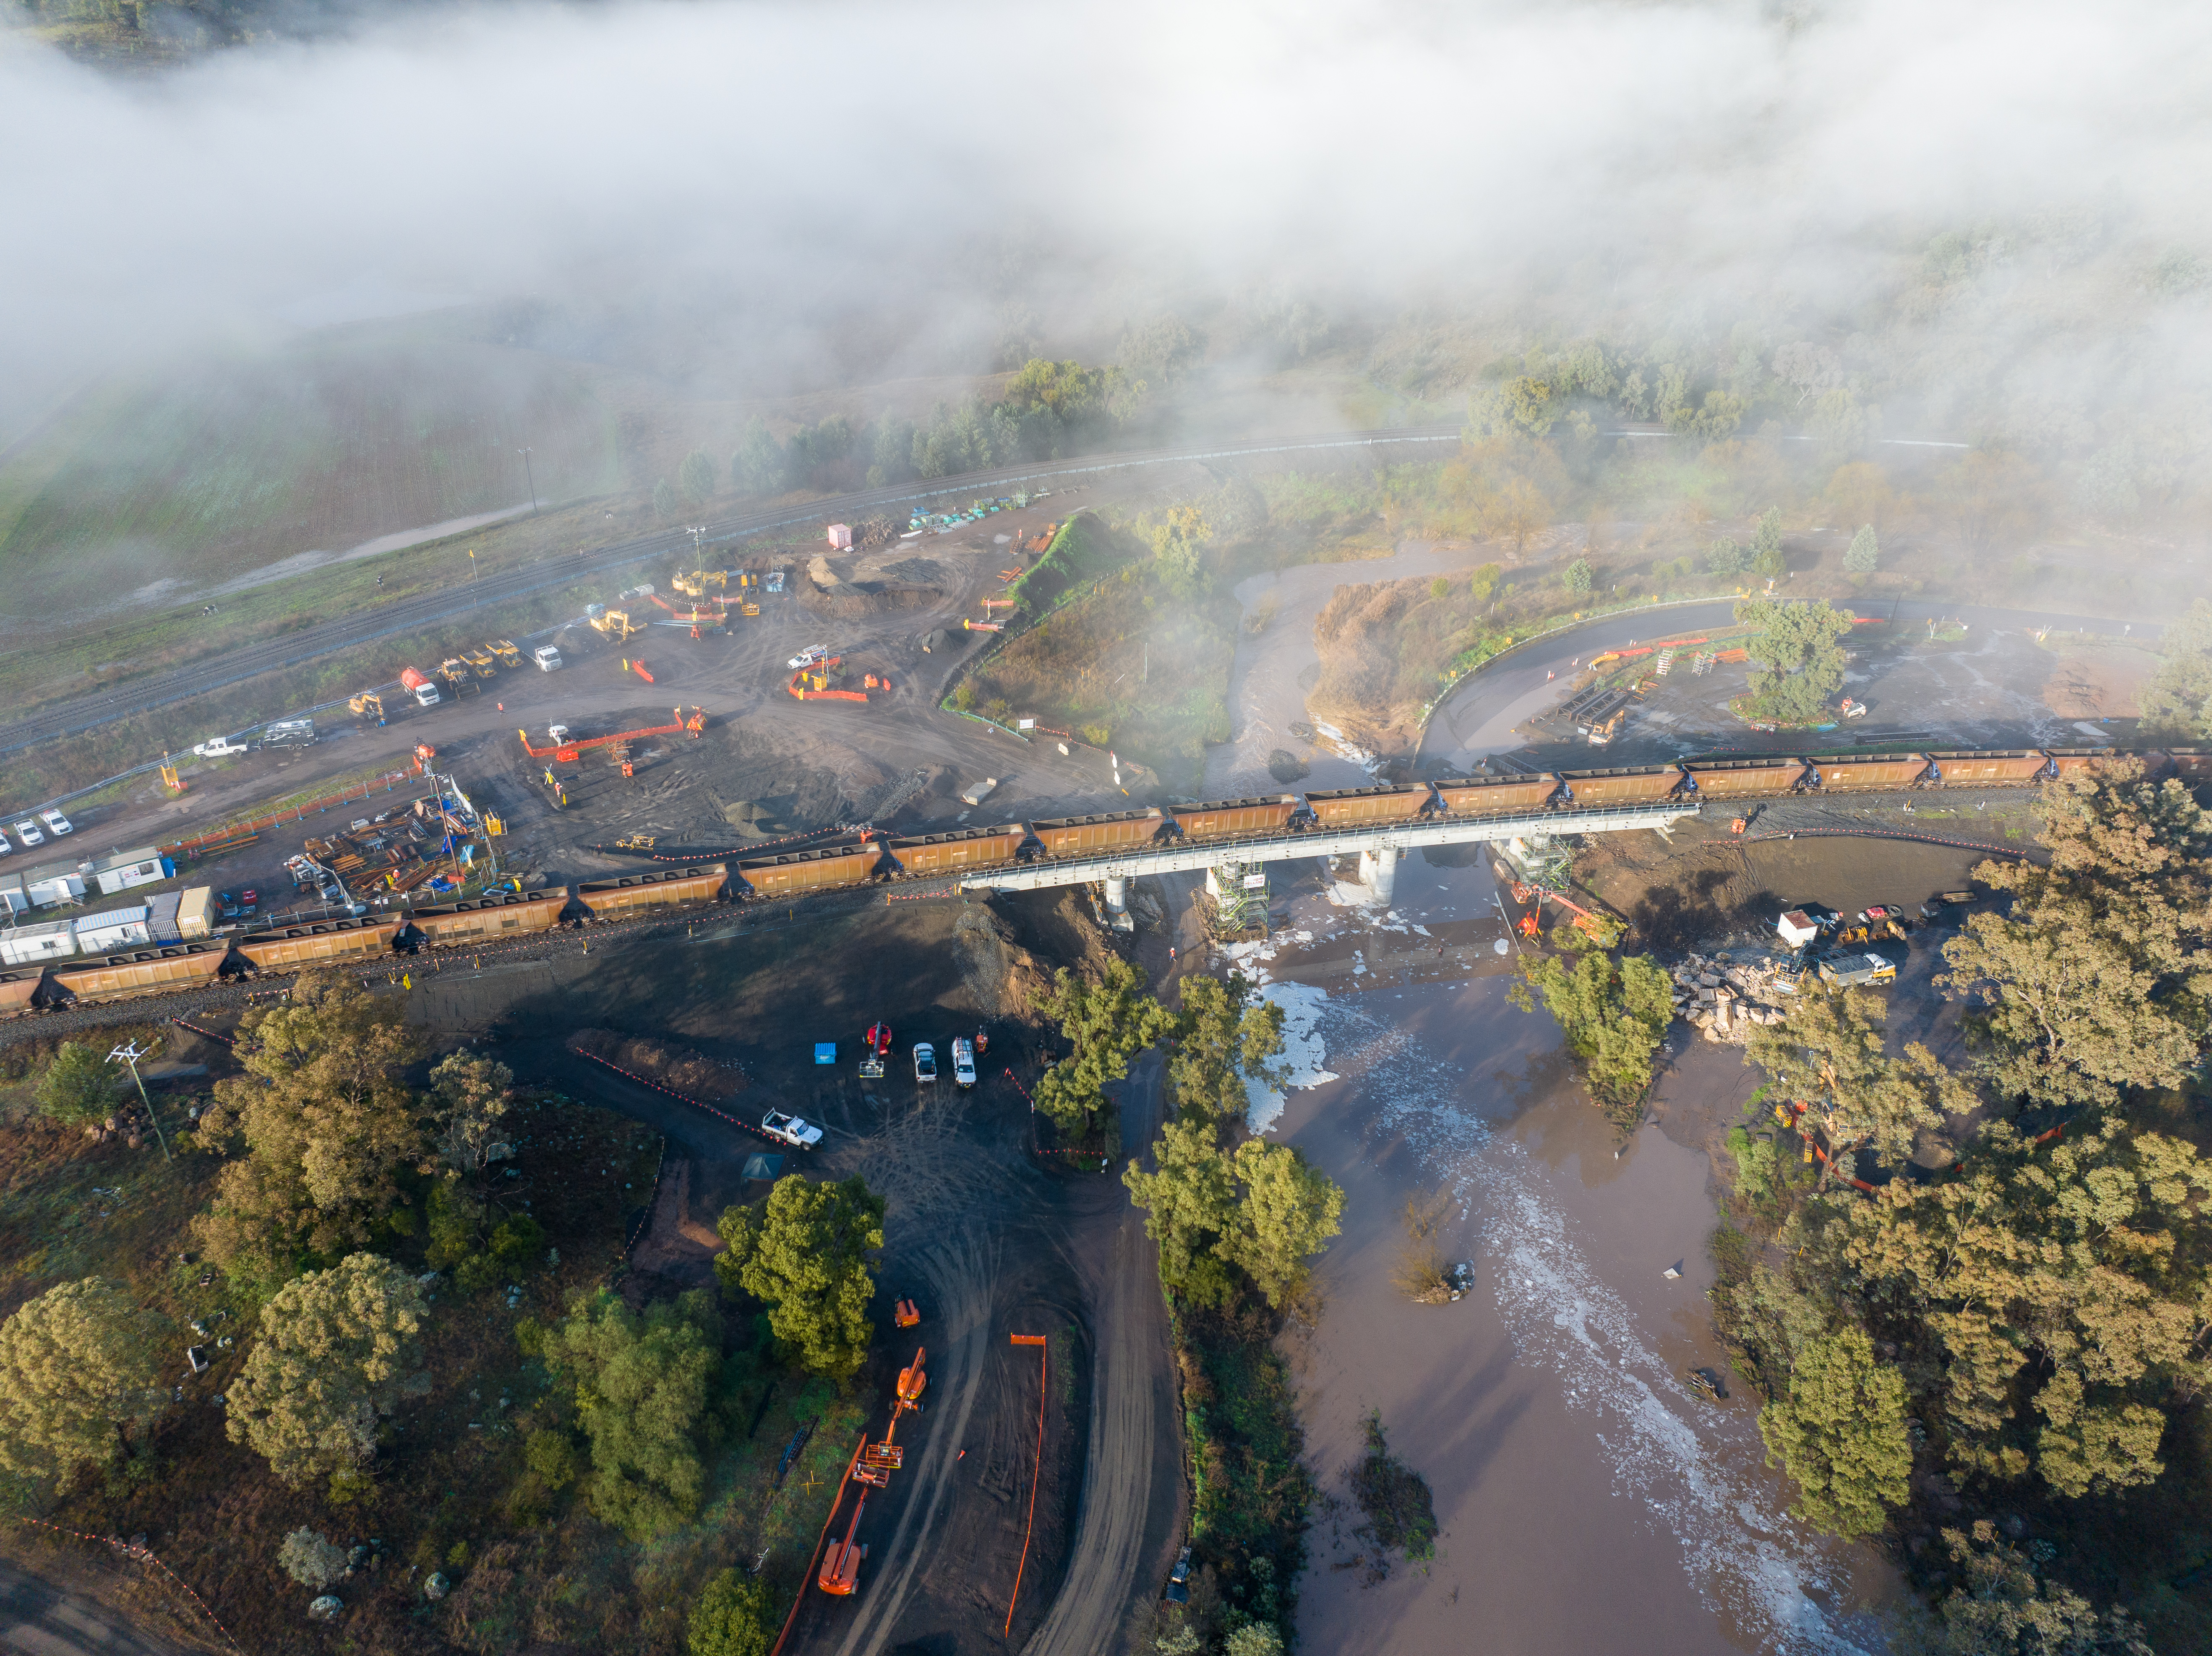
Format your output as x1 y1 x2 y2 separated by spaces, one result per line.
0 321 623 626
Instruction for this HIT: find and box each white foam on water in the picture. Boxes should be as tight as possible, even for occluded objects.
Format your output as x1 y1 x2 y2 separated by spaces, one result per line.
1244 981 1337 1134
1316 996 1872 1654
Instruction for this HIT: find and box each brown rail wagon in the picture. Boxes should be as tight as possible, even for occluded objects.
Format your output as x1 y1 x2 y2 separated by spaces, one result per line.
888 826 1028 875
1302 784 1435 826
1682 758 1809 797
408 891 569 948
1557 766 1686 804
1172 796 1304 837
1432 774 1562 813
2043 747 2118 781
0 969 45 1017
578 864 731 916
1927 750 2050 784
1808 755 1931 791
53 942 230 1002
734 848 884 898
235 917 404 971
2160 748 2210 780
1029 809 1171 857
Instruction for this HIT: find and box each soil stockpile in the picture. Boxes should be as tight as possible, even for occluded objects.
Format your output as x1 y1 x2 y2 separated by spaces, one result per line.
567 1028 749 1103
1309 574 1479 747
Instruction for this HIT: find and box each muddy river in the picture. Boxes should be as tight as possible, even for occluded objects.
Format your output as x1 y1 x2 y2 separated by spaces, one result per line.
1198 550 1900 1652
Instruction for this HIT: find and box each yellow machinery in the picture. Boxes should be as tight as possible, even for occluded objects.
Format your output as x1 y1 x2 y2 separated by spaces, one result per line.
348 690 384 719
672 569 731 599
488 639 521 670
462 646 498 678
591 609 640 642
436 659 479 695
741 601 760 617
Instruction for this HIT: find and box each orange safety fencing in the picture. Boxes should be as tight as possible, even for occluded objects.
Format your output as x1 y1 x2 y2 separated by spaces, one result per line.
1005 1333 1050 1636
164 770 413 858
13 1515 245 1653
769 1436 868 1656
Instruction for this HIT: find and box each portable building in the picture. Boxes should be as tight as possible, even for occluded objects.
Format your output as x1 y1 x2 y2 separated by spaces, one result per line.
0 919 80 966
177 887 215 940
0 877 25 918
23 863 86 907
145 890 184 943
90 848 172 896
76 906 154 953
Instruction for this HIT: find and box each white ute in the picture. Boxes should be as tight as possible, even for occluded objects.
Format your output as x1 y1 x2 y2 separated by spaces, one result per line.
951 1037 976 1088
41 808 73 836
912 1042 938 1083
788 644 830 670
192 736 250 758
12 820 42 848
760 1109 824 1149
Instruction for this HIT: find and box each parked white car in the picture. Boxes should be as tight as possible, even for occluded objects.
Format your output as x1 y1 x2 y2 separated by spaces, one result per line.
192 737 251 758
952 1037 976 1088
0 830 11 855
912 1042 938 1083
39 808 71 836
788 645 830 670
11 820 41 848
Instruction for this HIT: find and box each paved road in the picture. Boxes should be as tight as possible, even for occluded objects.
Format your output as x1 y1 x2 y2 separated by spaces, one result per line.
0 1560 185 1656
0 425 1463 760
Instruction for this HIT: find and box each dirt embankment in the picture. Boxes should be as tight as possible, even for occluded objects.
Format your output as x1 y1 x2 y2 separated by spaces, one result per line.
1309 573 1481 748
566 1029 749 1103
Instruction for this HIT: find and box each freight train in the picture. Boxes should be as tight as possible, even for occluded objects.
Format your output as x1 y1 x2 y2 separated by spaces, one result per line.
3 745 2188 1016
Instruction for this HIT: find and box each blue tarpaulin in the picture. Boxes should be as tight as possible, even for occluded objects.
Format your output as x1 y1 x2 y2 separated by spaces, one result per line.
814 1043 836 1065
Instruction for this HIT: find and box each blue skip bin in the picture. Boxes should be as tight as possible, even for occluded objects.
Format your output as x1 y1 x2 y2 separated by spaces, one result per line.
814 1043 837 1065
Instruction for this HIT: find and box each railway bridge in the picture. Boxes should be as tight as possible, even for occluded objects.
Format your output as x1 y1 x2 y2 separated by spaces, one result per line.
955 802 1701 909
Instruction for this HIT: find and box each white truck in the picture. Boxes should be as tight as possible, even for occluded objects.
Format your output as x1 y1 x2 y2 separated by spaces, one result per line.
760 1109 824 1149
533 645 563 671
191 736 251 758
951 1037 976 1088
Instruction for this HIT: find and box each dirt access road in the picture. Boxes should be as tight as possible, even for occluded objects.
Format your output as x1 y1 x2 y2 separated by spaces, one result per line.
0 1559 191 1656
0 426 1463 764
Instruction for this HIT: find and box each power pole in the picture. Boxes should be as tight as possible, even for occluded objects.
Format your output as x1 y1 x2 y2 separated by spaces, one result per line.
518 447 538 515
108 1039 172 1163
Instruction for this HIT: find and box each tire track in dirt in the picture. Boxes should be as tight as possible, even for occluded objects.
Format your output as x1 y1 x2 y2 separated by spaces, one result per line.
1023 1055 1178 1656
830 1229 999 1656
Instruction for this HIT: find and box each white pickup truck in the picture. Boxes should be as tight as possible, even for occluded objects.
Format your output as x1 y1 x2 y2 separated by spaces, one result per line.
192 736 251 758
951 1037 976 1088
760 1109 823 1149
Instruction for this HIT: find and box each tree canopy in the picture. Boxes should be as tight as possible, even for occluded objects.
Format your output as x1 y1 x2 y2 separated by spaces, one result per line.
1733 596 1853 724
2137 597 2212 742
228 1252 429 1494
1508 936 1672 1122
1757 1328 1911 1537
716 1174 884 1378
1745 989 1969 1165
688 1567 776 1656
0 1278 169 1489
542 1288 723 1540
1032 961 1173 1139
192 974 428 1284
36 1042 122 1127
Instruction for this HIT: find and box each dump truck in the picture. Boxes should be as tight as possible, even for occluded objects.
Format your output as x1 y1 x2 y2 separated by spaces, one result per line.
461 646 498 679
488 640 521 670
1819 952 1898 988
400 667 442 708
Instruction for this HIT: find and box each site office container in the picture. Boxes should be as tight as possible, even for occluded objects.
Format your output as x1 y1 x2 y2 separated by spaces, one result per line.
1682 758 1809 797
1029 808 1171 858
52 941 230 1002
1926 750 2050 784
407 891 569 948
0 920 78 967
0 968 47 1015
888 826 1028 875
578 864 732 915
1557 766 1686 804
2043 747 2118 781
1171 796 1304 838
1300 784 1434 826
1432 774 1562 814
1807 755 1931 791
178 887 216 940
235 917 403 971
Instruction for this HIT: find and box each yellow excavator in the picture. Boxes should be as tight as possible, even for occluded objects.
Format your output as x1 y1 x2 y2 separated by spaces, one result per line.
590 609 641 642
348 690 384 720
672 569 731 599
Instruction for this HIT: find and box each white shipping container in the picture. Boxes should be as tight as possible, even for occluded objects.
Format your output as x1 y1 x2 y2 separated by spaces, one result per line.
25 868 86 907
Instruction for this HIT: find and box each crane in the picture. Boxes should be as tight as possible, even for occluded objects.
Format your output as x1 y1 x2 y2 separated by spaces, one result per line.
820 1348 927 1597
516 719 687 763
1510 881 1625 947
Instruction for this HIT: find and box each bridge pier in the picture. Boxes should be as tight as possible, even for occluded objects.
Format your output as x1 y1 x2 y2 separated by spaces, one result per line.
1103 875 1128 915
1357 844 1398 903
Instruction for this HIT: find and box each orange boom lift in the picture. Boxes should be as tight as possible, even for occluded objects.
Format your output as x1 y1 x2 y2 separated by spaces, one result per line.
819 1347 928 1596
